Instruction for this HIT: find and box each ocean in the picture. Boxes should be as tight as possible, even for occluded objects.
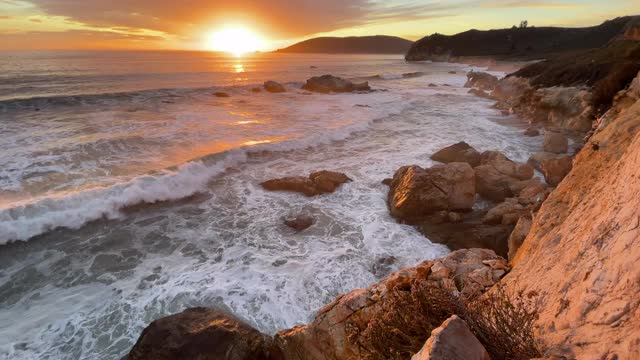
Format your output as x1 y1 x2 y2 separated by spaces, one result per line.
0 50 541 359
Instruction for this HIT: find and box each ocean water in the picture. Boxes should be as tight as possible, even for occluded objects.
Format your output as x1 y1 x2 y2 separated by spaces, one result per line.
0 51 542 359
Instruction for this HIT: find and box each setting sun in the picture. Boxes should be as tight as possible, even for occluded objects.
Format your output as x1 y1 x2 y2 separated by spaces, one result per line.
208 27 265 56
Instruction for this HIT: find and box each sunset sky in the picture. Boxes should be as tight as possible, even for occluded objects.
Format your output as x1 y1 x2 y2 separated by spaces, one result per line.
0 0 637 51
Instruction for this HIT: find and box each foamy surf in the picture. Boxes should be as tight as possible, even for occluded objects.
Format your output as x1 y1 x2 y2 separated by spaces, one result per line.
0 52 539 360
0 106 394 244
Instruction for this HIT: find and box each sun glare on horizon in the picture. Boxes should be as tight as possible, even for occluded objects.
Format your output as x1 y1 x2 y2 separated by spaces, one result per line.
208 26 265 56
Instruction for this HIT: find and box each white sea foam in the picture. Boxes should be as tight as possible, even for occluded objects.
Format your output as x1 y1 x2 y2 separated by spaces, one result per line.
0 54 543 360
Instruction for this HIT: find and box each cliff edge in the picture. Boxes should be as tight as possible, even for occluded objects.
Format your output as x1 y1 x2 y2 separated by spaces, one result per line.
501 71 640 359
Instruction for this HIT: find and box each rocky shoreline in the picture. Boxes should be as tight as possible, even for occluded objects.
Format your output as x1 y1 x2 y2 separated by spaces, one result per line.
123 40 640 359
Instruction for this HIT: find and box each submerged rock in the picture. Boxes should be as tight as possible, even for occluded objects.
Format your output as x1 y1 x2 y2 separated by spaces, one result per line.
283 214 314 231
524 127 541 137
264 81 286 93
388 163 475 221
214 92 230 97
412 315 490 360
261 170 352 196
302 75 370 93
431 141 481 167
126 307 277 360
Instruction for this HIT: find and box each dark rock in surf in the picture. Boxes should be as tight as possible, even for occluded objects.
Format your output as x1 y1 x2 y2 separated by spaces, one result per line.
261 170 352 196
464 72 499 91
126 307 278 360
214 92 230 97
524 127 540 137
388 163 475 222
264 81 286 93
284 215 314 231
419 210 513 258
302 75 370 93
252 87 262 93
468 88 492 99
431 142 481 167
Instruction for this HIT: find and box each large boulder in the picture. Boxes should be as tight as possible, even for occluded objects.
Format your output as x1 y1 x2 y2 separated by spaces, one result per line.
302 75 370 93
412 315 490 360
540 155 573 186
388 163 475 221
261 171 352 197
474 151 534 202
431 142 481 167
543 131 569 154
527 152 561 172
126 308 276 360
482 198 524 225
464 72 499 91
518 179 549 205
275 249 507 360
264 81 286 93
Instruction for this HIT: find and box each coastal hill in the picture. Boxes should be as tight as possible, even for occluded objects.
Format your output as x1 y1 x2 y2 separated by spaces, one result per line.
405 15 640 61
276 35 413 54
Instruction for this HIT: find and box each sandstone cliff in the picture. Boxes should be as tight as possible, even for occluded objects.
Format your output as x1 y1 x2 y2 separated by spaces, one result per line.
502 71 640 359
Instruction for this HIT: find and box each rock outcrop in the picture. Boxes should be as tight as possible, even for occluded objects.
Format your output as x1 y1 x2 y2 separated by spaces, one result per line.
125 308 278 360
261 171 352 197
264 81 287 93
302 75 370 93
431 142 481 167
464 72 498 91
411 315 490 360
503 71 640 359
388 163 475 221
275 249 507 360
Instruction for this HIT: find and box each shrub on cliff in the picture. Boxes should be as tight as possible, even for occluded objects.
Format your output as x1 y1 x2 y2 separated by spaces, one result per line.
349 281 542 360
511 40 640 115
461 286 542 359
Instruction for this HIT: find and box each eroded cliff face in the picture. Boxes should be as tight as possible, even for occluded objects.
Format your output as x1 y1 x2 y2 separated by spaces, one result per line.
503 72 640 359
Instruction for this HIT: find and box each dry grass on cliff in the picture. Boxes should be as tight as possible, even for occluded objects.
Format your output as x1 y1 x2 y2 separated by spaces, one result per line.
462 285 542 360
348 281 542 360
511 40 640 115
